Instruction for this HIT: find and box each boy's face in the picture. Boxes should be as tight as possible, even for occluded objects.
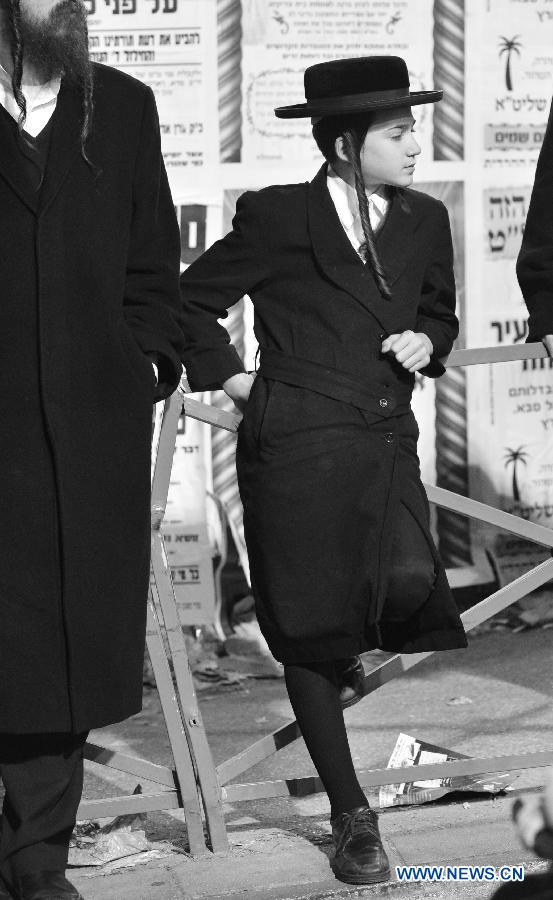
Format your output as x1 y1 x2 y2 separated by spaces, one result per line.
358 106 421 190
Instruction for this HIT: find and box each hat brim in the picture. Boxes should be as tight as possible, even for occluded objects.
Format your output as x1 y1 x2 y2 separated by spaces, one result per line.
274 90 443 119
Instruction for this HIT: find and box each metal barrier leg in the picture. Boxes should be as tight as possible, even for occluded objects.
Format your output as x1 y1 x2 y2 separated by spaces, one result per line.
150 531 229 852
145 593 208 855
221 749 553 803
150 392 228 852
79 600 207 855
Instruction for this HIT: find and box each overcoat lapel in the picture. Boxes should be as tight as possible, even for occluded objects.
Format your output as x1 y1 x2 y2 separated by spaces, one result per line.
0 105 39 213
38 78 82 217
0 78 81 216
307 164 416 335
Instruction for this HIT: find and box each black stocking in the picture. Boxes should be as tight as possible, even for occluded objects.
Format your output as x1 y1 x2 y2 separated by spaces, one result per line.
284 660 368 819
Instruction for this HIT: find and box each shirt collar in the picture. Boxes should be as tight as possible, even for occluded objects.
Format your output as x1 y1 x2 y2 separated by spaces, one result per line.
0 61 61 107
327 164 388 230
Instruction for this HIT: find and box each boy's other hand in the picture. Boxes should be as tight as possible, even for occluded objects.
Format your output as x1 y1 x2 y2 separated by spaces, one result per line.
381 330 433 373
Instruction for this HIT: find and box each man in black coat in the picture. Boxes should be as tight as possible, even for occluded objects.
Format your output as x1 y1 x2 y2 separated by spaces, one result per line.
517 100 553 355
0 2 184 897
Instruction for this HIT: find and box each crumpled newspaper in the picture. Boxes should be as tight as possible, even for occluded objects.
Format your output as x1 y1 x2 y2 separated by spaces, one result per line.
379 733 516 808
69 786 150 867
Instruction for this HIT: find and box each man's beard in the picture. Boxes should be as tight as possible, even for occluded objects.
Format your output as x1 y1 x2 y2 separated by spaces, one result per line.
19 0 90 84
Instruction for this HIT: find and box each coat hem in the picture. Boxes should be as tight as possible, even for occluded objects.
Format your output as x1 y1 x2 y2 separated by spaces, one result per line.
0 701 144 735
267 626 467 665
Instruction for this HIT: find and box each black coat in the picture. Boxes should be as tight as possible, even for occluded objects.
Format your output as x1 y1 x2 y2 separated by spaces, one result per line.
0 64 184 733
181 167 467 663
517 100 553 338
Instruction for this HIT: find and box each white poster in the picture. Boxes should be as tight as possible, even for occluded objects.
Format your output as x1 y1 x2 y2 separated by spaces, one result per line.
481 0 552 170
241 0 436 164
158 410 217 625
86 0 219 198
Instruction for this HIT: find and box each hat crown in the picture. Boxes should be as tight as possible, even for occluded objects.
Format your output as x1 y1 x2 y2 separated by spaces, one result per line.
304 56 409 102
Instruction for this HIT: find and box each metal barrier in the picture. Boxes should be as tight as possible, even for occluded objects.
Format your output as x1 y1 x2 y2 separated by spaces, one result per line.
79 342 553 855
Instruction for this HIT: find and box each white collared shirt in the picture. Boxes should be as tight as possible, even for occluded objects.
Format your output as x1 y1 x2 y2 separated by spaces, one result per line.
0 62 60 136
327 165 389 259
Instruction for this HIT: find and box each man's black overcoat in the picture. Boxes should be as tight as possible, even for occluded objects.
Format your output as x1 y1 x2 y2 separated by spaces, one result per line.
181 167 467 663
0 63 184 733
517 99 553 338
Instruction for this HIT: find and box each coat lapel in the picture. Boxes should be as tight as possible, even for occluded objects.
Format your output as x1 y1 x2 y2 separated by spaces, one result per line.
307 165 416 334
0 78 82 217
0 105 40 213
38 77 82 217
375 186 415 286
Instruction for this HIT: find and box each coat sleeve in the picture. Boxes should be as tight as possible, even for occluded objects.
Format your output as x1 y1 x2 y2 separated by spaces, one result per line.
415 202 459 379
123 86 184 401
516 100 553 341
179 192 269 391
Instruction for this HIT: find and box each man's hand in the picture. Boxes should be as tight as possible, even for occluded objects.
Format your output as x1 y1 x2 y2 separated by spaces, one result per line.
514 795 547 851
222 372 256 413
512 770 553 859
543 334 553 357
381 331 433 373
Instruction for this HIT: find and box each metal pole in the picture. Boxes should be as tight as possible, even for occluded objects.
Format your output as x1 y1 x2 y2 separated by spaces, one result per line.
433 0 472 566
218 0 242 162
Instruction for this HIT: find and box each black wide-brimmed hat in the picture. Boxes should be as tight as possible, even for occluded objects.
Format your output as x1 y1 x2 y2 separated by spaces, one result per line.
274 56 442 119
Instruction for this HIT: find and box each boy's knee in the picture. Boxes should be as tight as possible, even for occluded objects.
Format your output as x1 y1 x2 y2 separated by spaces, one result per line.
385 560 436 618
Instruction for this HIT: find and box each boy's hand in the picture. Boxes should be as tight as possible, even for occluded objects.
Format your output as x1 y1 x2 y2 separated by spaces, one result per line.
221 372 256 413
381 330 434 373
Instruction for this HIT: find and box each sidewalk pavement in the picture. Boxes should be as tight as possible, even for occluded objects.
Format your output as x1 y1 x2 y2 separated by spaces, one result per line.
71 627 553 899
69 789 549 899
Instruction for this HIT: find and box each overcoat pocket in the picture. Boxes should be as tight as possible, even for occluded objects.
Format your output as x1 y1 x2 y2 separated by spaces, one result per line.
239 376 278 446
117 320 156 394
256 379 279 447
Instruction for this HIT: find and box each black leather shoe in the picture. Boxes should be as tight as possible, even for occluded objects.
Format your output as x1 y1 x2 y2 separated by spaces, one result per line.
335 656 365 708
16 872 84 900
330 805 391 884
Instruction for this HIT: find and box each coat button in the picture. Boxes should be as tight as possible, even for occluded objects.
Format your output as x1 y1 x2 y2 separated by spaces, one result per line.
384 432 394 443
379 398 388 408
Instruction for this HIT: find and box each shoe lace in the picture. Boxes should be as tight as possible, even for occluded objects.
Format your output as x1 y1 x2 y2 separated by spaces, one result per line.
349 808 379 837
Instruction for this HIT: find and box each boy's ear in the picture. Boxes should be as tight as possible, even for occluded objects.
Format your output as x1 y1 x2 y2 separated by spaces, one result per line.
334 135 348 163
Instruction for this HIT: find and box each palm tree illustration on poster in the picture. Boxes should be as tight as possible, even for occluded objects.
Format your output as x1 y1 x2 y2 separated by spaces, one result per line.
498 36 522 91
503 446 529 503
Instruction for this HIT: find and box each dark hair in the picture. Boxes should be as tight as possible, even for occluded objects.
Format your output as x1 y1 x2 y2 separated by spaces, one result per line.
313 113 392 301
5 0 26 122
3 0 94 166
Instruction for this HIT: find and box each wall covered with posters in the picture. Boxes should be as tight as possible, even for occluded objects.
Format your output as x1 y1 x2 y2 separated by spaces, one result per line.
91 0 553 599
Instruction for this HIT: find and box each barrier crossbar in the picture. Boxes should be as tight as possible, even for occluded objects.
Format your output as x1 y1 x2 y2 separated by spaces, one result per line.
79 342 553 855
